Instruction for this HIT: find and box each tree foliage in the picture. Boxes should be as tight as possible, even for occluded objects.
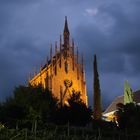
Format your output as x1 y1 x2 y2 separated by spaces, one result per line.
0 85 92 128
54 91 92 126
0 85 58 128
115 103 140 131
67 91 92 126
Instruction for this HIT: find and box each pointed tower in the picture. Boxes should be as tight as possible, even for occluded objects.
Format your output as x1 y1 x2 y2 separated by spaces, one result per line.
40 63 42 85
77 46 79 80
46 56 49 89
81 53 84 74
59 35 62 68
50 43 53 92
81 54 86 101
55 41 58 75
93 54 102 120
34 66 37 76
29 72 32 83
72 38 75 71
63 16 70 48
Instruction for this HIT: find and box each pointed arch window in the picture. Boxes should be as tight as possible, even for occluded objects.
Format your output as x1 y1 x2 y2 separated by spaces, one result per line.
65 61 68 73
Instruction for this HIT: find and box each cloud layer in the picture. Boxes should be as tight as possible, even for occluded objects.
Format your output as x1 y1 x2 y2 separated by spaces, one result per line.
0 0 140 108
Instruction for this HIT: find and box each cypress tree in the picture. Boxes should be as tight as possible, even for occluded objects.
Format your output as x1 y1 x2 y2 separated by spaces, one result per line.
93 54 102 120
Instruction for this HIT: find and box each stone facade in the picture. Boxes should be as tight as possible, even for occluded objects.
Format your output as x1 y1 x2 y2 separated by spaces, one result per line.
29 17 88 105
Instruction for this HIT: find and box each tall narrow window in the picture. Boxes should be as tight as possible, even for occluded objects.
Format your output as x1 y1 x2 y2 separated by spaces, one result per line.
65 61 68 73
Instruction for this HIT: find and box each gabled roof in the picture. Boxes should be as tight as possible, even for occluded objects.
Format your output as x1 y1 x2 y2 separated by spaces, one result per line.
133 90 140 102
103 90 140 114
103 96 123 114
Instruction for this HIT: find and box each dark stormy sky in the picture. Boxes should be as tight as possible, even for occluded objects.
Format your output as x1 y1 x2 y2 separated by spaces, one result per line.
0 0 140 108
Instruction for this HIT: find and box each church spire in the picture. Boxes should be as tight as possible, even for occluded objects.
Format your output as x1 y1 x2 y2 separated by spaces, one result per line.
72 38 75 70
63 16 70 47
64 16 69 34
34 66 37 76
81 53 84 73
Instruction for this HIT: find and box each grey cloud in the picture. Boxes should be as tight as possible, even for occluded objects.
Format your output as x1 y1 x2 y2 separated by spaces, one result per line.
0 0 140 108
74 0 140 107
0 0 39 4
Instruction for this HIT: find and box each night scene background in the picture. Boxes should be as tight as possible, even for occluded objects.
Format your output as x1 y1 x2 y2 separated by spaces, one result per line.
0 0 140 109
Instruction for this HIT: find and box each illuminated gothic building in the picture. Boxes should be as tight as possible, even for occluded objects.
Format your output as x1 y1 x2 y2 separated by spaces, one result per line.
29 17 88 105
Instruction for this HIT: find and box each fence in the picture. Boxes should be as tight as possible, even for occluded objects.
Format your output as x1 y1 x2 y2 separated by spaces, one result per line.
0 123 140 140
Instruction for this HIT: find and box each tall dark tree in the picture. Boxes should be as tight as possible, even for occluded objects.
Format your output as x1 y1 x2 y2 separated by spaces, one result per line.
93 54 102 120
